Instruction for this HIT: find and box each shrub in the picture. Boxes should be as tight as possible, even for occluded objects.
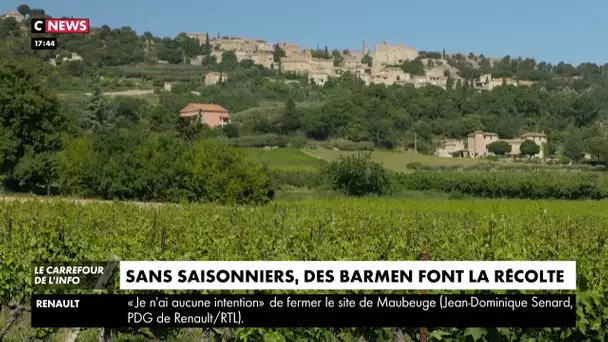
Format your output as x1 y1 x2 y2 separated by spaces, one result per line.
395 171 608 200
322 153 392 196
179 140 275 204
268 169 323 189
322 139 374 151
54 131 275 205
228 134 307 148
406 162 422 170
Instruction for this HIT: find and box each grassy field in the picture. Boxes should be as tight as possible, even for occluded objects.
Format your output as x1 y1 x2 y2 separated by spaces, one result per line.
232 100 324 120
0 197 605 340
239 148 487 172
302 148 485 172
238 147 489 173
238 147 322 171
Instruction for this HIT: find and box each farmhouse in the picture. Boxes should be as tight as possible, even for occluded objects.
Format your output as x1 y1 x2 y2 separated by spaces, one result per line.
436 131 548 159
435 139 466 158
466 131 547 158
179 103 231 128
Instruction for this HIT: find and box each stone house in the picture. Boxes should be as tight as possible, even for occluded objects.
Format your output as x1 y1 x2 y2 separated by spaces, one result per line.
280 44 336 77
483 78 517 90
467 131 499 157
186 33 207 44
308 72 329 86
519 132 547 158
342 54 366 69
278 42 302 57
281 55 312 73
518 80 533 87
435 139 466 158
371 41 418 73
211 37 272 54
205 37 274 68
473 74 519 90
179 103 231 128
371 67 410 85
466 131 547 158
474 74 492 88
234 51 273 68
411 75 430 88
205 72 226 86
281 44 312 73
1 10 24 21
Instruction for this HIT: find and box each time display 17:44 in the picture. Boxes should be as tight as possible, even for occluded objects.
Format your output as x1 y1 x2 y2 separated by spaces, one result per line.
31 37 57 50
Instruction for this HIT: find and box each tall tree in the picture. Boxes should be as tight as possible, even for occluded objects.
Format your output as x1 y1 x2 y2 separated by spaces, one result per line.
487 141 512 156
519 139 540 157
82 86 113 132
0 58 64 192
16 4 31 17
281 97 300 133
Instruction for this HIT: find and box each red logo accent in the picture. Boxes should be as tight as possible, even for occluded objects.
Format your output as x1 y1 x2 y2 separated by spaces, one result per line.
45 19 89 34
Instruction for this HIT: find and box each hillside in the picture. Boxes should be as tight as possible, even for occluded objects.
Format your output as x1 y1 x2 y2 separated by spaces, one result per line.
2 7 608 341
2 4 608 170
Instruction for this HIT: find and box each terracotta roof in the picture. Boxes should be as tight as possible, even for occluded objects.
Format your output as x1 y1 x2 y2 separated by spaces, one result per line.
179 103 229 114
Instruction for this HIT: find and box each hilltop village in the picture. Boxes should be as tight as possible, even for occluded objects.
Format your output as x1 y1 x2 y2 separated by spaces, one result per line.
186 33 533 90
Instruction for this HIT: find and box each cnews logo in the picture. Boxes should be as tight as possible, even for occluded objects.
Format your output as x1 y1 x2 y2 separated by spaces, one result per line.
31 18 89 34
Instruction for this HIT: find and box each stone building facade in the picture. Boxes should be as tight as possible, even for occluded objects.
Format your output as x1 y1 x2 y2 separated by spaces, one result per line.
1 10 24 21
186 34 536 90
464 131 547 158
371 41 418 73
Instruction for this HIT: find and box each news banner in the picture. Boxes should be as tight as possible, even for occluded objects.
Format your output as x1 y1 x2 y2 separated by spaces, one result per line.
29 18 89 50
30 261 576 328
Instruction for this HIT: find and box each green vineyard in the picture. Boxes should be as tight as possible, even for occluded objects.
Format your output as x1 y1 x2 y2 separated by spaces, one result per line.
1 198 607 341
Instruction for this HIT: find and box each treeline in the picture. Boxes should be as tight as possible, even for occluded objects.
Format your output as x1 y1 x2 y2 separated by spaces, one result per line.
271 159 608 200
3 5 608 159
395 171 608 200
405 162 608 172
227 74 608 160
4 54 608 202
0 58 275 204
445 53 608 91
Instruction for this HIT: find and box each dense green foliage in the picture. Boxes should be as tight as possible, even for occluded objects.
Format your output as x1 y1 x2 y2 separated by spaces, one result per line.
322 153 393 196
0 199 606 340
396 171 608 199
261 166 608 200
54 132 274 204
487 141 512 156
3 5 608 341
4 15 608 202
0 59 64 193
4 5 608 161
520 139 541 157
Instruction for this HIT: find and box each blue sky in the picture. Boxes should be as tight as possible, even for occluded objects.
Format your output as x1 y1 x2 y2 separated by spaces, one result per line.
4 0 607 65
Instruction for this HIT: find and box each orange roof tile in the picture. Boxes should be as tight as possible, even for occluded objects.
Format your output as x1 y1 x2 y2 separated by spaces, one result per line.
179 103 229 114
